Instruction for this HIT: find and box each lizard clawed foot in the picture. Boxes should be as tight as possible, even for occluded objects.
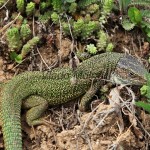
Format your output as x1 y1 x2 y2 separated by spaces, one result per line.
23 95 49 126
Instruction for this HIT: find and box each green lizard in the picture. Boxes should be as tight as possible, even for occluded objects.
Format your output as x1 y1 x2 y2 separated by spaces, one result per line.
0 52 147 150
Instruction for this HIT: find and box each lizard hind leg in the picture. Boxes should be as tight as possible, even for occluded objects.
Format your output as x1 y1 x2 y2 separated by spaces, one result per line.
23 95 49 126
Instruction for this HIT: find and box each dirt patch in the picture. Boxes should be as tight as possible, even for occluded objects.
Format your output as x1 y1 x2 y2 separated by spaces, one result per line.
20 103 149 150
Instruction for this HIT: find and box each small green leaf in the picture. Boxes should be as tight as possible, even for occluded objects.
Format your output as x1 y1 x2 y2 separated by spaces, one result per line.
10 51 18 60
141 21 150 28
118 0 131 12
15 54 22 63
145 27 150 37
106 43 114 52
86 44 97 54
135 101 150 113
10 52 22 63
140 85 148 95
145 73 150 99
147 32 150 37
146 37 150 42
128 7 142 24
122 19 135 31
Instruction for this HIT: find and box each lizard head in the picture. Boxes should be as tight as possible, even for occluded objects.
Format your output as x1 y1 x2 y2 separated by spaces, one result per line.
110 54 148 85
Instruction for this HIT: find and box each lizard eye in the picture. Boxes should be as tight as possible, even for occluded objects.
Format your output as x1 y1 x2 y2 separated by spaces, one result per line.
128 72 136 78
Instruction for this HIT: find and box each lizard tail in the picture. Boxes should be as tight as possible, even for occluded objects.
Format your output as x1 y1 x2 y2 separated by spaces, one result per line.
1 78 23 150
2 115 22 150
1 71 45 150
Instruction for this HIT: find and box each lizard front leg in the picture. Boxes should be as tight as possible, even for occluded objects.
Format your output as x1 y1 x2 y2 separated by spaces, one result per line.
79 81 101 111
23 95 48 126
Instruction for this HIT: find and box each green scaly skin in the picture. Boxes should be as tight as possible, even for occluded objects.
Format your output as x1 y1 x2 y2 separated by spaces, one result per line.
0 52 147 150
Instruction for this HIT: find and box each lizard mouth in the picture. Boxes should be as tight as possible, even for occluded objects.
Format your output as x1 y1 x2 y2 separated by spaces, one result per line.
113 54 148 85
110 72 147 85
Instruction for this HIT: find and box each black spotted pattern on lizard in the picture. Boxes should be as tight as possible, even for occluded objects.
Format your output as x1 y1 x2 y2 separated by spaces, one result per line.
0 52 147 150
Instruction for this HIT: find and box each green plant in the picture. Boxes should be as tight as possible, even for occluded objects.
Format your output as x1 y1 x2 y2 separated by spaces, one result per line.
10 51 23 64
99 0 114 27
68 2 77 14
97 30 107 51
26 2 35 16
10 36 40 63
120 1 150 41
0 0 5 6
86 4 99 14
18 0 114 43
81 21 99 39
96 30 114 52
140 73 150 101
38 11 52 24
62 22 70 35
78 0 97 8
20 20 32 41
16 0 25 13
40 2 47 12
136 74 150 113
62 19 99 39
135 101 150 113
101 0 114 16
86 44 97 54
52 0 62 12
6 27 22 51
117 0 131 13
51 12 59 24
64 0 76 2
140 85 148 95
121 19 135 31
6 20 39 63
129 0 150 6
3 0 116 65
106 43 114 52
122 7 142 30
128 7 142 24
73 18 84 37
21 36 40 58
